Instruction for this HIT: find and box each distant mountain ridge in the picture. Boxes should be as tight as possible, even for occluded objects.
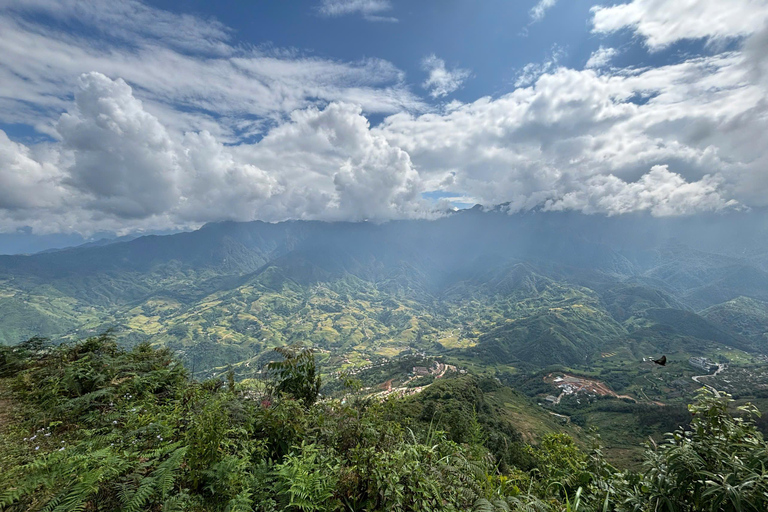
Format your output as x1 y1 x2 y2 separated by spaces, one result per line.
1 210 767 371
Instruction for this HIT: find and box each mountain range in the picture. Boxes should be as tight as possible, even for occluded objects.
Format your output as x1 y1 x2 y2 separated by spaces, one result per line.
1 208 767 375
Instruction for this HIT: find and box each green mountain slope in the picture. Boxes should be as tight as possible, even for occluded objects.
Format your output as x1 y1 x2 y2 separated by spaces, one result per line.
702 297 768 351
470 302 627 366
1 212 767 377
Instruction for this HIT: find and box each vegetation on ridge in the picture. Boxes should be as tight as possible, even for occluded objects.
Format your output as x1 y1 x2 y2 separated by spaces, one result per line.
3 335 768 511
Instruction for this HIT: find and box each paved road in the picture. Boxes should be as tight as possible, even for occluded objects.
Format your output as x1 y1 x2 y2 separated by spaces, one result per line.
692 363 727 395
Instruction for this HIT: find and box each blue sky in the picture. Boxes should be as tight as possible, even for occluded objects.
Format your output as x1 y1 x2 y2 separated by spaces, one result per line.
138 0 718 97
0 0 767 252
1 0 716 138
144 0 603 101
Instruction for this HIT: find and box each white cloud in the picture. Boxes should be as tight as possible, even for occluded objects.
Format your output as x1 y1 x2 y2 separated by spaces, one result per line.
2 0 233 55
0 49 764 234
2 0 768 234
0 3 421 143
0 131 64 211
317 0 397 22
743 22 768 87
585 46 618 69
379 53 764 216
177 131 278 223
530 0 558 22
0 74 429 233
56 73 181 218
592 0 768 50
421 55 472 98
238 102 427 221
544 165 738 216
514 62 552 88
514 45 565 87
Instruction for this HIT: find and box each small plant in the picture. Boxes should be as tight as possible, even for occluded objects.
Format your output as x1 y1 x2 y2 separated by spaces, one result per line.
275 442 338 511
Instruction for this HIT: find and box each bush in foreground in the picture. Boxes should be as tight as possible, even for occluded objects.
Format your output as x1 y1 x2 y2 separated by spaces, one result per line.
1 336 767 511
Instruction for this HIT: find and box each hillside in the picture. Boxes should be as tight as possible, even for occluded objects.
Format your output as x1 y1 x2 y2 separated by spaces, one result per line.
702 297 768 351
3 337 768 512
1 211 767 379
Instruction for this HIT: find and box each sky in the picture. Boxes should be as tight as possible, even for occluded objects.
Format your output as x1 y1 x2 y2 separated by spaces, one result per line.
1 0 768 250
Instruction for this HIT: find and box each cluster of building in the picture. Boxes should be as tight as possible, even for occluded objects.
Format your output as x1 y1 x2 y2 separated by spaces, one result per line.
412 360 454 377
542 373 620 406
688 356 716 372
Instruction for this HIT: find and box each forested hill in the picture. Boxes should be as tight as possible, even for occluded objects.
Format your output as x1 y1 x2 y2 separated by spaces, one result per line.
1 210 767 375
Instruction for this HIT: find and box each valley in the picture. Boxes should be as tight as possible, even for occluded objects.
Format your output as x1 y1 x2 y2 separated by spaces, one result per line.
1 210 768 466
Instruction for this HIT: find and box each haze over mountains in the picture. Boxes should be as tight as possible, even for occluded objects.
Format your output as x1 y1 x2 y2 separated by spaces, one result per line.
2 208 766 374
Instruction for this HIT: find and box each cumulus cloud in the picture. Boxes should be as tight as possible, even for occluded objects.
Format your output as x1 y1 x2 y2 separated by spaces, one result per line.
585 46 618 69
0 73 429 232
592 0 768 50
2 0 768 235
544 166 738 216
177 131 278 223
0 51 763 233
56 73 181 218
240 102 427 221
0 131 64 211
421 55 472 98
530 0 558 22
379 54 763 216
317 0 397 22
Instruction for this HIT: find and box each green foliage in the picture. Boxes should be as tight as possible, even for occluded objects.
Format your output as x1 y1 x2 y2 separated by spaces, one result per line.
702 297 768 352
4 336 768 512
0 295 79 346
472 303 627 366
5 232 758 378
267 345 321 405
389 375 533 472
0 335 49 377
275 442 337 511
629 389 768 511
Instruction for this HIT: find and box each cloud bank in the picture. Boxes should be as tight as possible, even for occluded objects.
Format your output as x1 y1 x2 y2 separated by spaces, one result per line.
0 73 431 233
0 0 767 235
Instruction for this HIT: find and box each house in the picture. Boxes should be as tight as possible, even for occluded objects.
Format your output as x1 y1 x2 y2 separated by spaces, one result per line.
689 357 714 372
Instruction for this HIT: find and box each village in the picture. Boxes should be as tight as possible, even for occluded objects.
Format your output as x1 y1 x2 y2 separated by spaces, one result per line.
365 360 458 400
542 373 634 406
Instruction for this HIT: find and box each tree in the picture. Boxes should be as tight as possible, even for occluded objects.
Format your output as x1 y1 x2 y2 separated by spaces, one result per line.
633 389 768 512
267 345 321 405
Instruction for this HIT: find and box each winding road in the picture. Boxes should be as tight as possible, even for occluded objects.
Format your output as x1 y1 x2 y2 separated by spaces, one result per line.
692 363 727 395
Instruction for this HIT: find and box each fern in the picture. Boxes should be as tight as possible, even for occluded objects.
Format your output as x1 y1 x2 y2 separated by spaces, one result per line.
123 477 156 512
154 445 187 498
